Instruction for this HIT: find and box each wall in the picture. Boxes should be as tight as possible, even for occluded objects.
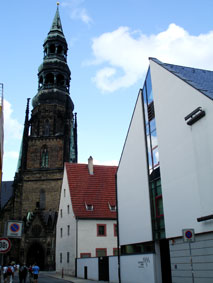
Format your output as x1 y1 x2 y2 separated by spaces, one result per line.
56 168 76 276
150 60 213 238
120 254 157 283
76 256 119 282
117 91 152 246
109 256 119 283
170 232 213 283
77 219 117 257
77 257 99 281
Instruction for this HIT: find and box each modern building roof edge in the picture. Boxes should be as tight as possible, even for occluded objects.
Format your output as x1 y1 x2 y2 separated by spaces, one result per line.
149 57 213 101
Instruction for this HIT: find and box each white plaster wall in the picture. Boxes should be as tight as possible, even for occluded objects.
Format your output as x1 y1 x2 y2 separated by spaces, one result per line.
77 257 99 281
120 254 156 283
117 91 152 246
109 256 119 283
77 219 117 257
56 168 76 275
150 59 213 238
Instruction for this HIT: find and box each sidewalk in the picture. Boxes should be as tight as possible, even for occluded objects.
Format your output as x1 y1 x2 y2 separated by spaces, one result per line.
44 271 104 283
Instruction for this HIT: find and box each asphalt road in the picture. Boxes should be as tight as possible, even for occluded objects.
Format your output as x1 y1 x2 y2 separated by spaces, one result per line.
2 272 72 283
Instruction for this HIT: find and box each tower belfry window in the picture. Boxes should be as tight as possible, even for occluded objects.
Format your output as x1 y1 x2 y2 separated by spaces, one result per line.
57 74 64 86
57 45 63 54
49 44 55 54
41 145 48 168
45 73 54 85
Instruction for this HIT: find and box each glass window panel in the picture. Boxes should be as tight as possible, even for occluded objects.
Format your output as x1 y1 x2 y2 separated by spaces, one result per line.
146 69 153 104
156 196 164 216
151 130 158 149
147 136 151 152
153 147 159 167
143 87 148 122
150 119 156 133
96 249 106 257
146 123 150 135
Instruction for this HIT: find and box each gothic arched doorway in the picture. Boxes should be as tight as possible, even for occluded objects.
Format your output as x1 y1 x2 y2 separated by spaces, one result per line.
26 241 45 270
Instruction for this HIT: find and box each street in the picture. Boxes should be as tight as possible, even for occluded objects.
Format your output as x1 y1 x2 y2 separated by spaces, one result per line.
1 271 72 283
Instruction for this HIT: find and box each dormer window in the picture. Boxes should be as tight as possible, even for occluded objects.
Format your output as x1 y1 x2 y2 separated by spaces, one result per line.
108 203 116 212
85 203 93 211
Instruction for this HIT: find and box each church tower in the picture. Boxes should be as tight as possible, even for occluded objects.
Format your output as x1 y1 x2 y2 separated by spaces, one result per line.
0 5 77 269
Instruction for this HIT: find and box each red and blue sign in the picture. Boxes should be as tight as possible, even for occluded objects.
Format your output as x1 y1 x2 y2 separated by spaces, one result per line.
182 228 195 242
7 221 23 238
185 230 193 239
9 223 20 233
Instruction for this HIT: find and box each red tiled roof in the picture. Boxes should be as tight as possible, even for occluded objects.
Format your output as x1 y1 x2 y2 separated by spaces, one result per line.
65 162 117 219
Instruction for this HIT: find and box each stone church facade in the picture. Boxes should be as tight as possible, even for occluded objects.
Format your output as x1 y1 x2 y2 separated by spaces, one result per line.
0 5 77 270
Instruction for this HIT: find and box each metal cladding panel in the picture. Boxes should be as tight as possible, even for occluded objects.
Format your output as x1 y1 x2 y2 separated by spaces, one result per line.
170 233 213 283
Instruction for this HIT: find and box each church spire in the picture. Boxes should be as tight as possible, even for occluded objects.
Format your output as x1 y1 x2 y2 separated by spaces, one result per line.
49 3 64 35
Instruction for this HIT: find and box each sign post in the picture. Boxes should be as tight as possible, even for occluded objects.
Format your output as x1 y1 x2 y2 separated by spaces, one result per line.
182 229 195 283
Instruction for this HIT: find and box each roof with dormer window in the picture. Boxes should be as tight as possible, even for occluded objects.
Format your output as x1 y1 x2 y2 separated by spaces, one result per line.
65 163 117 219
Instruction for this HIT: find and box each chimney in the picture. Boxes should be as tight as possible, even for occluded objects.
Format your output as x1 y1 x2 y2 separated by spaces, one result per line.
88 156 93 175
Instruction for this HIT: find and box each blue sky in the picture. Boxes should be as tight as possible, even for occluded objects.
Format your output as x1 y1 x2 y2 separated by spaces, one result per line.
1 0 213 180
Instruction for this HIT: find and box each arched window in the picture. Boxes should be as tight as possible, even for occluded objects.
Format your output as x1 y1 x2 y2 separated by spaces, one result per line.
40 189 46 209
44 47 47 57
45 73 54 85
39 76 43 88
56 74 64 86
41 145 48 168
57 45 63 54
44 119 50 136
49 44 55 53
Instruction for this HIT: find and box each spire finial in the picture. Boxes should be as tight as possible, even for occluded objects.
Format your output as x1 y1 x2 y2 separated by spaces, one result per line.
57 2 60 6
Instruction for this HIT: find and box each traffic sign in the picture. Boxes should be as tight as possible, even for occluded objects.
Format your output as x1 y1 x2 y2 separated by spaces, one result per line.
0 238 11 253
7 221 23 238
183 229 195 242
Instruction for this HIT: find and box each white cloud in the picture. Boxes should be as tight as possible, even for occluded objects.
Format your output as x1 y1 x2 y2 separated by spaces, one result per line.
4 99 23 140
90 24 213 92
62 1 92 24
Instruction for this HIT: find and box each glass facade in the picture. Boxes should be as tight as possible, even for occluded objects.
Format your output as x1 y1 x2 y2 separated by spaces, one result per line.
142 68 165 240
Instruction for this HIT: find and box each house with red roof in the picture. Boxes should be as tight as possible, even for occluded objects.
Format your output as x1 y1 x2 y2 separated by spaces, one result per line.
56 156 118 276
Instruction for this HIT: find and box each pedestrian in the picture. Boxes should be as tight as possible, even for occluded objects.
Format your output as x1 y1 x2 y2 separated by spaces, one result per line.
6 264 14 283
0 264 2 283
19 264 28 283
32 263 39 283
28 266 33 283
2 264 8 283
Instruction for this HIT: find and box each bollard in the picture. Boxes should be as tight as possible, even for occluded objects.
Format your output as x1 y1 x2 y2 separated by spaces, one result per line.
62 268 64 278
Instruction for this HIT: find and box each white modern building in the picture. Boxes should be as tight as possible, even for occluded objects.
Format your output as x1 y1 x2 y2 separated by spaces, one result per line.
117 58 213 283
56 157 118 278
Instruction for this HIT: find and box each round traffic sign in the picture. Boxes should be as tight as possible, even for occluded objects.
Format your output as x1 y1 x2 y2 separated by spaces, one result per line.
0 238 11 253
9 223 20 233
185 230 193 239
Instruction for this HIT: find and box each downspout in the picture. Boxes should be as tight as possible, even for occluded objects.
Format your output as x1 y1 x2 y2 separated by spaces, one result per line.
115 173 121 283
75 217 78 277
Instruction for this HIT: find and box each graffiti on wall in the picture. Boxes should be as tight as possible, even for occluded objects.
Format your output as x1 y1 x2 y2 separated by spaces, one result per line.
138 257 150 268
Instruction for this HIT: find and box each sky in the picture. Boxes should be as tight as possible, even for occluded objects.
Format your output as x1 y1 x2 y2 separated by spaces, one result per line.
1 0 213 180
